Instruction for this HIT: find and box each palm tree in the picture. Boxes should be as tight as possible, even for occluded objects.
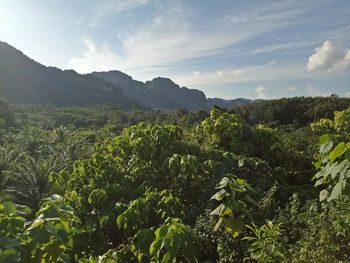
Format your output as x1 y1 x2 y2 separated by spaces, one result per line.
3 155 58 209
50 125 69 144
52 131 92 171
0 145 21 190
12 128 50 160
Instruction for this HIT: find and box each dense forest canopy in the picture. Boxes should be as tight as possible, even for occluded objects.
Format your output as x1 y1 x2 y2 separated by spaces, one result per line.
232 96 350 126
1 96 350 262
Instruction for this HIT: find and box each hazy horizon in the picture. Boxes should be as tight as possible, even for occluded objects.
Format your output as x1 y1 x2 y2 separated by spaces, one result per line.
1 0 350 99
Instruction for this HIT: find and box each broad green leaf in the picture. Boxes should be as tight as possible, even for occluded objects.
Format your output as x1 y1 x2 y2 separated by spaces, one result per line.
210 189 229 201
210 204 225 216
99 215 108 227
328 182 342 201
216 177 230 189
314 178 324 187
116 214 124 228
213 217 223 232
319 189 329 202
329 142 348 162
319 134 330 145
27 218 45 230
223 218 244 237
320 140 333 154
3 202 17 214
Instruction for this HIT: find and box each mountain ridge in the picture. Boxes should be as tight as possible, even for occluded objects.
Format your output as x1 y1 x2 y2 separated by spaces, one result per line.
0 40 133 107
0 40 251 110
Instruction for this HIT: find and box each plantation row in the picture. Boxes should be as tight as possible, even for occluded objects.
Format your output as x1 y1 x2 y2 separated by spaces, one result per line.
1 100 350 262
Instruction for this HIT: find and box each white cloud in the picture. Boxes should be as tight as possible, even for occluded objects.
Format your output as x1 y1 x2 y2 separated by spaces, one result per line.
69 1 330 77
90 0 152 27
171 62 304 88
68 38 121 73
255 85 268 99
71 2 249 75
102 0 151 13
307 40 350 73
252 41 316 55
344 91 350 98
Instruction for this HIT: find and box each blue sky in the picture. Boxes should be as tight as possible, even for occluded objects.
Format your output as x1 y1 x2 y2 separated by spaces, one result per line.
1 0 350 99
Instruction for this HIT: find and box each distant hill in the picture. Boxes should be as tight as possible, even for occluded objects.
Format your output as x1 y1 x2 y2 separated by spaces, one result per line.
145 77 208 111
93 72 252 110
0 41 132 107
91 71 179 109
0 40 251 110
207 97 252 109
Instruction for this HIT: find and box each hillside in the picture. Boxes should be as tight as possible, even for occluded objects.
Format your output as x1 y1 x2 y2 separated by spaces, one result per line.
0 41 132 107
91 71 180 109
93 71 251 110
145 77 208 110
0 40 251 110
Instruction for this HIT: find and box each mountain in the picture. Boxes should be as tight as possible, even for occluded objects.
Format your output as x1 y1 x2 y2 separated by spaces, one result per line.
93 72 251 110
207 97 252 109
0 41 132 107
91 71 179 109
145 77 207 111
93 72 209 110
0 40 251 110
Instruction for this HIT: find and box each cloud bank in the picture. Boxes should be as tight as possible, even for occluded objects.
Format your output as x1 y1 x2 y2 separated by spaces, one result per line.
307 40 350 72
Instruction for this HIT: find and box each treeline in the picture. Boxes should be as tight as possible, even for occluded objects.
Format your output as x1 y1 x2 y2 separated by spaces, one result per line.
232 96 350 126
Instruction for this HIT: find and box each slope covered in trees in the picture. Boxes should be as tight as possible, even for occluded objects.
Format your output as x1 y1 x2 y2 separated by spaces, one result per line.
91 71 181 109
0 41 250 110
145 77 208 110
0 41 134 107
1 99 350 262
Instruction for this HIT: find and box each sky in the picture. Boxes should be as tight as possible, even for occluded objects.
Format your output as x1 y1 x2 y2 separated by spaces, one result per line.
1 0 350 99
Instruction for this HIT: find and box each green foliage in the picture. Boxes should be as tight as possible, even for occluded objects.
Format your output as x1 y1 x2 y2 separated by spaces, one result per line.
313 135 350 202
192 108 244 151
149 218 199 263
234 96 350 126
310 118 334 133
0 201 26 262
0 99 15 127
0 197 75 262
244 221 288 263
210 175 255 236
2 102 350 262
116 191 183 235
310 107 350 138
277 196 350 263
4 156 59 208
334 108 350 134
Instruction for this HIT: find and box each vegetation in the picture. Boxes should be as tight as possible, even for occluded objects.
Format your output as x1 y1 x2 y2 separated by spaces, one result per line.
1 97 350 262
233 96 350 126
